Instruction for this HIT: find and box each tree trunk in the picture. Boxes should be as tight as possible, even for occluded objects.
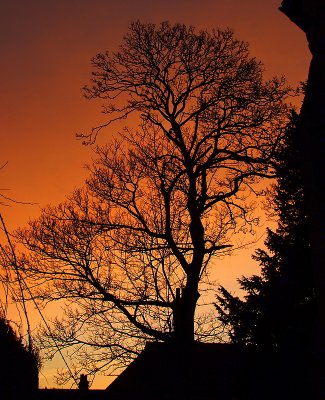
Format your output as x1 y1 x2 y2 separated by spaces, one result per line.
173 285 200 344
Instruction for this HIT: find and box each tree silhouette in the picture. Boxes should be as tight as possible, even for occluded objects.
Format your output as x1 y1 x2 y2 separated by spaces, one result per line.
279 0 325 353
15 22 291 379
0 316 39 399
279 3 325 397
215 113 316 350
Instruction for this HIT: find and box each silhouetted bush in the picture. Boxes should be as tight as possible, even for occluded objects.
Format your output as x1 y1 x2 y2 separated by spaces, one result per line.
0 316 39 399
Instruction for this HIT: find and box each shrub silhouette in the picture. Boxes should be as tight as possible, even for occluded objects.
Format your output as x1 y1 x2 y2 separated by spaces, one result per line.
0 316 39 399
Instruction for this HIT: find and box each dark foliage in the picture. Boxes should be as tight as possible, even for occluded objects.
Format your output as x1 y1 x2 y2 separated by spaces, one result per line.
215 113 316 350
0 316 39 399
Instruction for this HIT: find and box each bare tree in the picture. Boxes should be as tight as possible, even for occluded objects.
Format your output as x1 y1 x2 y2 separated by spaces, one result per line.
16 22 292 380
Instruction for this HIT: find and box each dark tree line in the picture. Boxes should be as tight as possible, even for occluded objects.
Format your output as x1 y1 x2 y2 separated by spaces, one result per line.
216 113 316 349
215 112 316 398
279 2 324 397
279 0 325 354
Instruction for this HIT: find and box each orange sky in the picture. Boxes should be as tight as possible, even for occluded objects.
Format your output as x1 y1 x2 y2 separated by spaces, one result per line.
1 0 310 389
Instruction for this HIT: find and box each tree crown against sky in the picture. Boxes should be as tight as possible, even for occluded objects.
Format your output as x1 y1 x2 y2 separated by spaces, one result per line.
14 21 292 382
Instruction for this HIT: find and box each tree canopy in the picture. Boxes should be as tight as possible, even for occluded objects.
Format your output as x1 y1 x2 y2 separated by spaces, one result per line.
14 21 292 380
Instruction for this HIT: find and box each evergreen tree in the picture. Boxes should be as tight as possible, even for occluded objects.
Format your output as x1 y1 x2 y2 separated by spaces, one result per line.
215 113 316 350
0 316 39 399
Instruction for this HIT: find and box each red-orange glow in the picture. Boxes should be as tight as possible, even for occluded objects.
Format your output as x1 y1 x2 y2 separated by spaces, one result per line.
0 0 310 389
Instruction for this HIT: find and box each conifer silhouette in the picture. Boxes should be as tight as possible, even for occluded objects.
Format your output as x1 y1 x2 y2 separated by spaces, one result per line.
216 113 315 349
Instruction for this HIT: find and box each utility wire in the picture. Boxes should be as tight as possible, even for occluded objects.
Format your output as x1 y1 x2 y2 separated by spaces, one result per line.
0 213 32 348
0 213 78 386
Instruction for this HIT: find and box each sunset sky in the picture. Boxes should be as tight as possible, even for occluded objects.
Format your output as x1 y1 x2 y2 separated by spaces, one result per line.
1 0 310 389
